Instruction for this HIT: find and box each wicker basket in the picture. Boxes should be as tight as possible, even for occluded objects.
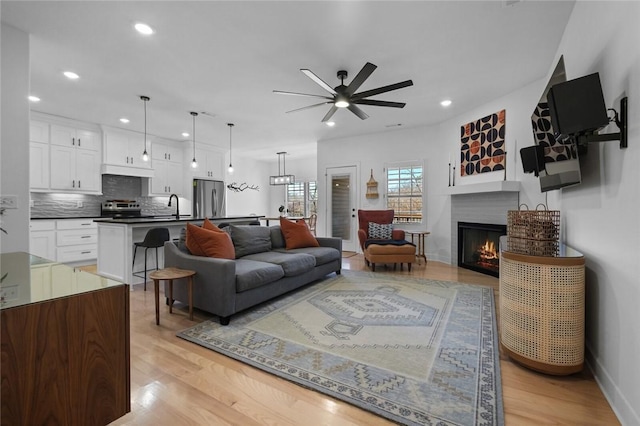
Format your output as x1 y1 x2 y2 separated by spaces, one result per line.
507 203 560 241
506 236 559 257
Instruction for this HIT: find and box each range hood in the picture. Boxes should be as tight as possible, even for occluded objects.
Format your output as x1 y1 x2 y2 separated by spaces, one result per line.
101 164 155 178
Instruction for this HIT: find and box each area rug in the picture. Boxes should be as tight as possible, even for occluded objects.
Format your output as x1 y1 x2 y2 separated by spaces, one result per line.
177 271 504 425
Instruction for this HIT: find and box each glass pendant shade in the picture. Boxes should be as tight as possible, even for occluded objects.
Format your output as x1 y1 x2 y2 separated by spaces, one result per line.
228 123 234 174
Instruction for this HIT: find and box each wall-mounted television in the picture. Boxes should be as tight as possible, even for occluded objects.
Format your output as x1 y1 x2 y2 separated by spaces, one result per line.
547 72 609 138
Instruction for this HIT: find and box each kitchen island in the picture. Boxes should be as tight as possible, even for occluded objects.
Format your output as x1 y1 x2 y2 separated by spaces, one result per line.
95 216 262 284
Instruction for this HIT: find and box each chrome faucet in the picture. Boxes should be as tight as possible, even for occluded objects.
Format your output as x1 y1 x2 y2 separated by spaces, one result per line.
168 194 179 219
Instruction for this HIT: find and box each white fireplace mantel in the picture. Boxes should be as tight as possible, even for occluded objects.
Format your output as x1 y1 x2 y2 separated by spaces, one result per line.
445 180 520 195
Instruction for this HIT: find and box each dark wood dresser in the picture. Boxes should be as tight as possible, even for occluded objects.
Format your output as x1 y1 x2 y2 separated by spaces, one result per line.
1 252 130 425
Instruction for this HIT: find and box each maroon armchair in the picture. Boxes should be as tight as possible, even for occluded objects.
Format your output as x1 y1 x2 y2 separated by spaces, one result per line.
357 210 414 271
357 209 405 251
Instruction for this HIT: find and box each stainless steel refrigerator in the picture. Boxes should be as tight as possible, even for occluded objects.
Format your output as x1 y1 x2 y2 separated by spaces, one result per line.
193 179 226 218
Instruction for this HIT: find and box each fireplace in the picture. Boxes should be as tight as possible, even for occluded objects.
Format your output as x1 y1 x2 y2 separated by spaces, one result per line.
457 222 506 277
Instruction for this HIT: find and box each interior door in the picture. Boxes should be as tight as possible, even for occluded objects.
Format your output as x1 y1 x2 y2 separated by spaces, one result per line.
326 166 358 252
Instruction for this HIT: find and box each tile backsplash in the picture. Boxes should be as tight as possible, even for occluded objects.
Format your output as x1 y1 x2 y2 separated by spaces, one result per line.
30 175 177 218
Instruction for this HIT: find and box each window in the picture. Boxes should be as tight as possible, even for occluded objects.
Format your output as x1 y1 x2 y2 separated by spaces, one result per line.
386 164 422 223
287 181 317 216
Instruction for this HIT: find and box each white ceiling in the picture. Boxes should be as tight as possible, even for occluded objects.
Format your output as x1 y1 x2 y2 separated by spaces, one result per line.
1 1 575 162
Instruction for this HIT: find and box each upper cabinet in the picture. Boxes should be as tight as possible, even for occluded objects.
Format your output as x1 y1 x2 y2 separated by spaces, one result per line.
50 124 100 152
102 127 153 177
190 144 225 181
146 138 185 196
30 114 102 194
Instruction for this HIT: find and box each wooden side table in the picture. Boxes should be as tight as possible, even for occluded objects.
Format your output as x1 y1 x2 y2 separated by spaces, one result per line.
404 230 430 264
149 267 196 325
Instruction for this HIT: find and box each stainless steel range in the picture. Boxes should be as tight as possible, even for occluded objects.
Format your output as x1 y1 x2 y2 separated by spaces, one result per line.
101 200 142 218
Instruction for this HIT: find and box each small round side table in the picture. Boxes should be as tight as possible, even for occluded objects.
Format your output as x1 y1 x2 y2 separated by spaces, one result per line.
149 267 196 325
404 230 430 264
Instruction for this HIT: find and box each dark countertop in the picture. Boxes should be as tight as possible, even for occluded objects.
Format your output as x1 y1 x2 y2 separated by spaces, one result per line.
31 216 103 220
93 215 264 224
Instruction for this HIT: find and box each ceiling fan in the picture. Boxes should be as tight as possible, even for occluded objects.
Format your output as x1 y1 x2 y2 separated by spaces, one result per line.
274 62 413 122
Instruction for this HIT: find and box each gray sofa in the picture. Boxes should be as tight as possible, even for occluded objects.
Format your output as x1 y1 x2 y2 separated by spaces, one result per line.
164 225 342 325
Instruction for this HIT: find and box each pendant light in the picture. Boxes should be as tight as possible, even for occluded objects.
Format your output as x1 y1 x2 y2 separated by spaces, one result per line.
269 151 295 185
227 123 234 173
140 96 150 161
190 112 198 168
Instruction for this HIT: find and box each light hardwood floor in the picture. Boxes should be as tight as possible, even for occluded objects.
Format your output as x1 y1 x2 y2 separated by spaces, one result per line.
100 256 619 425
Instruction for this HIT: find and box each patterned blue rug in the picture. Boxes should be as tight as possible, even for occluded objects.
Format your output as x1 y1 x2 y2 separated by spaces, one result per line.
177 271 504 425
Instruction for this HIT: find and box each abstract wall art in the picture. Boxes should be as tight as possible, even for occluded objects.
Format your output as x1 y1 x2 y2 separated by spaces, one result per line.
460 109 506 176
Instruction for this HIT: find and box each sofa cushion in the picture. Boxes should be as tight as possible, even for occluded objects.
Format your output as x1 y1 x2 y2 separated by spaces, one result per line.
185 223 235 259
242 251 316 277
229 225 272 258
235 259 285 292
202 217 225 232
270 226 286 249
274 246 340 266
368 222 393 239
279 217 320 249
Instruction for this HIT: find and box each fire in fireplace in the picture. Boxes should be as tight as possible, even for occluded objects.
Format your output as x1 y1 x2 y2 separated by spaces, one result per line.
458 222 507 277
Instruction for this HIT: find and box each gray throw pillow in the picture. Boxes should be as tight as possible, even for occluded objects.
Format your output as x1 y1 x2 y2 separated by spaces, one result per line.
368 222 393 239
270 226 286 249
229 225 272 258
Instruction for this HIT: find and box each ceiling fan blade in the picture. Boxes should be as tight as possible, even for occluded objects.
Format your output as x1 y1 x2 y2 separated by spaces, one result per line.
347 104 369 120
301 69 337 95
352 80 414 100
353 99 406 108
273 90 333 100
286 102 332 114
345 62 377 96
321 105 339 122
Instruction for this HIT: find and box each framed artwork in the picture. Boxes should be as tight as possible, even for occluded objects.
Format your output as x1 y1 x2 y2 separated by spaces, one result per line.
460 109 506 176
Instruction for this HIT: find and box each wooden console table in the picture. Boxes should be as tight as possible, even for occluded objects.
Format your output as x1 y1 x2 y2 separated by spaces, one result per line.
499 237 585 375
1 252 130 425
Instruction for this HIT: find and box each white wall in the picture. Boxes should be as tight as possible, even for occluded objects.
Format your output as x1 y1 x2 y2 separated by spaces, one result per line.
551 2 640 424
225 154 270 217
1 23 30 253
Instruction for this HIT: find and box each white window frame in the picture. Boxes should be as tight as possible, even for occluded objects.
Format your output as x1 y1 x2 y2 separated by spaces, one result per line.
384 161 424 224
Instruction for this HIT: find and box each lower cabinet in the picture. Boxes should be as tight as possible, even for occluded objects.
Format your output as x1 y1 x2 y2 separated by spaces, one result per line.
30 219 99 264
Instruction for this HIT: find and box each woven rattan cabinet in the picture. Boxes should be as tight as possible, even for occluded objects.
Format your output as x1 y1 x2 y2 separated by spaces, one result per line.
499 236 585 375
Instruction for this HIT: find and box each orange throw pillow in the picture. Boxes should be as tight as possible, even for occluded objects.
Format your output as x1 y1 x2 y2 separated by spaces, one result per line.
202 217 224 232
185 222 235 259
279 217 319 249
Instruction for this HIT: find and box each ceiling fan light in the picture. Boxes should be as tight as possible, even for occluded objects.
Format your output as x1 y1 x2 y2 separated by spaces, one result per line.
335 99 349 108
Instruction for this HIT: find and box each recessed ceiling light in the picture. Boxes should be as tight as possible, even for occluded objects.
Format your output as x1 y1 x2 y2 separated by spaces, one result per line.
63 71 79 80
440 99 452 107
135 22 154 35
28 95 41 102
120 118 130 124
182 132 190 137
326 121 335 127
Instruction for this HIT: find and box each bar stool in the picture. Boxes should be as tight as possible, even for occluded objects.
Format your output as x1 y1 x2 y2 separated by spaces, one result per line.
132 227 170 290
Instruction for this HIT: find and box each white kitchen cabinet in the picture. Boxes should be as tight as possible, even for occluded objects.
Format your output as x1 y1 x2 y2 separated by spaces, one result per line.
148 139 185 195
50 124 100 151
103 130 152 169
29 220 56 261
55 219 98 264
50 145 101 192
191 145 225 180
30 142 50 190
30 120 50 144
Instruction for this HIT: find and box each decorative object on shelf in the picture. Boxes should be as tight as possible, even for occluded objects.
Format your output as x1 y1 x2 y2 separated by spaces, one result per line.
190 111 198 168
270 151 295 185
448 153 452 187
140 95 150 162
365 169 378 199
506 203 560 256
452 165 456 186
227 123 234 173
460 109 506 176
278 205 287 217
227 182 259 192
503 150 508 181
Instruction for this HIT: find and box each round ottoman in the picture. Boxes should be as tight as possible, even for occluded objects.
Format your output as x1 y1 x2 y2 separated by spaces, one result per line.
364 243 416 271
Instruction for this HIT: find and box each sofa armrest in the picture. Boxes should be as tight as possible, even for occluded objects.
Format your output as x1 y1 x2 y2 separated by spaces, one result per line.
316 237 342 252
164 242 238 316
